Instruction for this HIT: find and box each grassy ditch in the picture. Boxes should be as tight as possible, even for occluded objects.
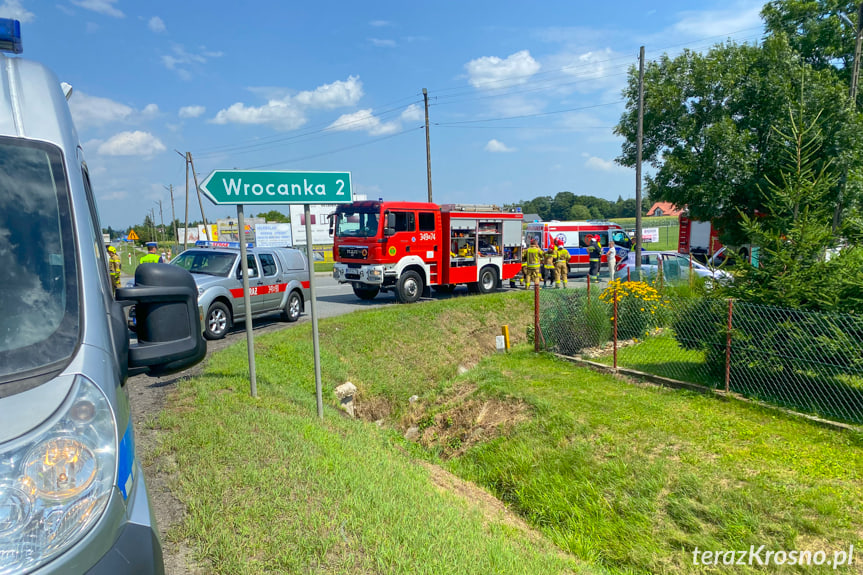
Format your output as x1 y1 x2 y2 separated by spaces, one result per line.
153 292 863 574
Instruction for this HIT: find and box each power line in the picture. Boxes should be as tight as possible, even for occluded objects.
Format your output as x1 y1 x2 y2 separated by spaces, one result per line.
194 99 423 158
435 100 625 126
242 126 423 170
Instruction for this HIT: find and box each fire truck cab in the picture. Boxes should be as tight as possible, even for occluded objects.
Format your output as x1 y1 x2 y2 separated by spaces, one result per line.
332 201 523 303
524 221 633 275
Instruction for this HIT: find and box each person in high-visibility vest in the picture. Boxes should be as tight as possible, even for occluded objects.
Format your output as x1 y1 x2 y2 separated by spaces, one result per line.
106 245 121 296
554 239 569 289
139 242 164 264
587 235 602 282
524 238 543 289
542 245 555 287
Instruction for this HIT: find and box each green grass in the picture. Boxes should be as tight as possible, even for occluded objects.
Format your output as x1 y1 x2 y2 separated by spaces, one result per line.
154 292 863 574
314 261 335 273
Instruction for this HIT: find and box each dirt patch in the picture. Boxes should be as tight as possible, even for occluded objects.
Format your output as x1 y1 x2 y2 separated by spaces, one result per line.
420 460 538 535
408 393 530 458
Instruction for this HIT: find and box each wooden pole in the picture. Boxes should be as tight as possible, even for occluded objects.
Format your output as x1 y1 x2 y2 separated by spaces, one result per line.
635 46 645 277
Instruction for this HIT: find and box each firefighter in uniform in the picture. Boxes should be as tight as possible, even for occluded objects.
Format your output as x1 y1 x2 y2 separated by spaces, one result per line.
554 239 569 289
139 242 164 264
107 245 121 296
524 238 543 289
542 245 556 287
587 235 602 282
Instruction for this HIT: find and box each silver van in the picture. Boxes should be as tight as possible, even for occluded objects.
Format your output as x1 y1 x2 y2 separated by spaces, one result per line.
0 19 205 574
171 243 310 340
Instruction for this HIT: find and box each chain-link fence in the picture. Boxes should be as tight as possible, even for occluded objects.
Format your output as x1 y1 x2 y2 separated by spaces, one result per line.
539 280 863 426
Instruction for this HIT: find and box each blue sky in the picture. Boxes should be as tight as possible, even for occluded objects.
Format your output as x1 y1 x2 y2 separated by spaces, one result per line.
2 0 765 228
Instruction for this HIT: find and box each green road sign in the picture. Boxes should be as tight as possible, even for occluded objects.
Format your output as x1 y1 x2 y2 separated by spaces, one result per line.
199 170 352 205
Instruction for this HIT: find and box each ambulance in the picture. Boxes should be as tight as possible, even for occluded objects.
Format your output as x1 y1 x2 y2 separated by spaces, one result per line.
524 220 633 275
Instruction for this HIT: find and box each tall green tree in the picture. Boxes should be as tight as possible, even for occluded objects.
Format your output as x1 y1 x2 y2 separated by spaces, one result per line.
615 34 859 246
258 210 290 223
722 107 863 312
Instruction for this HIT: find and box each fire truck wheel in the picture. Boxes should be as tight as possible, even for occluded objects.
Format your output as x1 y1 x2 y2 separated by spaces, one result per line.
431 284 456 294
396 271 423 303
352 284 380 300
477 266 498 294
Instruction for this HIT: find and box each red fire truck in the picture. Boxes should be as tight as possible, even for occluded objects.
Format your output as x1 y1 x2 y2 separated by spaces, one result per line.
332 201 524 303
677 213 723 261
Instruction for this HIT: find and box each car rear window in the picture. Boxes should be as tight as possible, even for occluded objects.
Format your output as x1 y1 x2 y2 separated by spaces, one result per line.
0 137 79 385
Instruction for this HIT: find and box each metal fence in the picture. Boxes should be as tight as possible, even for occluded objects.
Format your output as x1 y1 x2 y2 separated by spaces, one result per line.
538 280 863 426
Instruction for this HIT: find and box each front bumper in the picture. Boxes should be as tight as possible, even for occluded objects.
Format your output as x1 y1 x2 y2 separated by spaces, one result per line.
333 263 386 285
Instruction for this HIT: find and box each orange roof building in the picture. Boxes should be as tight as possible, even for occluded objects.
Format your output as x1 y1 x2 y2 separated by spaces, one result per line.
646 201 683 217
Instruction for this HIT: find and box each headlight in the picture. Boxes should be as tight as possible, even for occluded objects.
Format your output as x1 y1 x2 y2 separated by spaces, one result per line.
368 268 382 279
0 376 116 574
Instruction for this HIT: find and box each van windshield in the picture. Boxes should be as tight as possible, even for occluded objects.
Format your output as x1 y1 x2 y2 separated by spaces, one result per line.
0 137 79 383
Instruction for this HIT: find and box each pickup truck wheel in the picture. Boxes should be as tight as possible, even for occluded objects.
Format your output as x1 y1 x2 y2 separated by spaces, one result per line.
477 266 498 294
396 271 423 304
204 302 231 340
352 284 380 300
282 290 302 322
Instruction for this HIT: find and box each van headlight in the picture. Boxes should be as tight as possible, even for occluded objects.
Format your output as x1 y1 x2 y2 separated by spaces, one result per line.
0 376 116 574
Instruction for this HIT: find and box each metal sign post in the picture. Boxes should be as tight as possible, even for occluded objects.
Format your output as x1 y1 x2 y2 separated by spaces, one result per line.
236 204 257 398
304 204 323 419
199 169 352 416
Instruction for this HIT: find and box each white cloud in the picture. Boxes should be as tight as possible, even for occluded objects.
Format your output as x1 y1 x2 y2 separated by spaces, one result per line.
212 76 364 131
548 48 627 94
328 109 399 136
465 50 541 90
148 16 166 33
370 20 391 27
400 103 423 123
179 105 205 118
70 0 123 18
584 155 628 172
141 103 159 117
673 3 763 38
369 38 396 48
97 131 166 156
294 76 363 109
69 92 134 130
485 139 515 153
162 44 224 80
0 0 34 22
85 21 98 33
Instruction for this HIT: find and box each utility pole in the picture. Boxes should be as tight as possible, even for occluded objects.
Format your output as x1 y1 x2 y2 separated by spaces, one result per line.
423 88 433 203
155 200 164 243
164 184 177 247
187 152 211 241
183 152 189 251
834 4 863 232
635 46 645 277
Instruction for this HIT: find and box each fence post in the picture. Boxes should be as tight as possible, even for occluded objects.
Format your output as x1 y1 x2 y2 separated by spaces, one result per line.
613 284 618 370
689 254 693 290
587 274 591 303
725 299 733 393
627 266 631 282
534 280 540 352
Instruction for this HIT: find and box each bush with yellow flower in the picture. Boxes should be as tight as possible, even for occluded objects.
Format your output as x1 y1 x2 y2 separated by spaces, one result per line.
599 279 669 340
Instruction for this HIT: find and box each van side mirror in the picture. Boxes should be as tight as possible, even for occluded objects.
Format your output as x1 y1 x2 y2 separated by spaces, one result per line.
116 264 206 376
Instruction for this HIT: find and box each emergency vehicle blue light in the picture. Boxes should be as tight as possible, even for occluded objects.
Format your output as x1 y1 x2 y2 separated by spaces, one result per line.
195 240 254 249
0 19 22 54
